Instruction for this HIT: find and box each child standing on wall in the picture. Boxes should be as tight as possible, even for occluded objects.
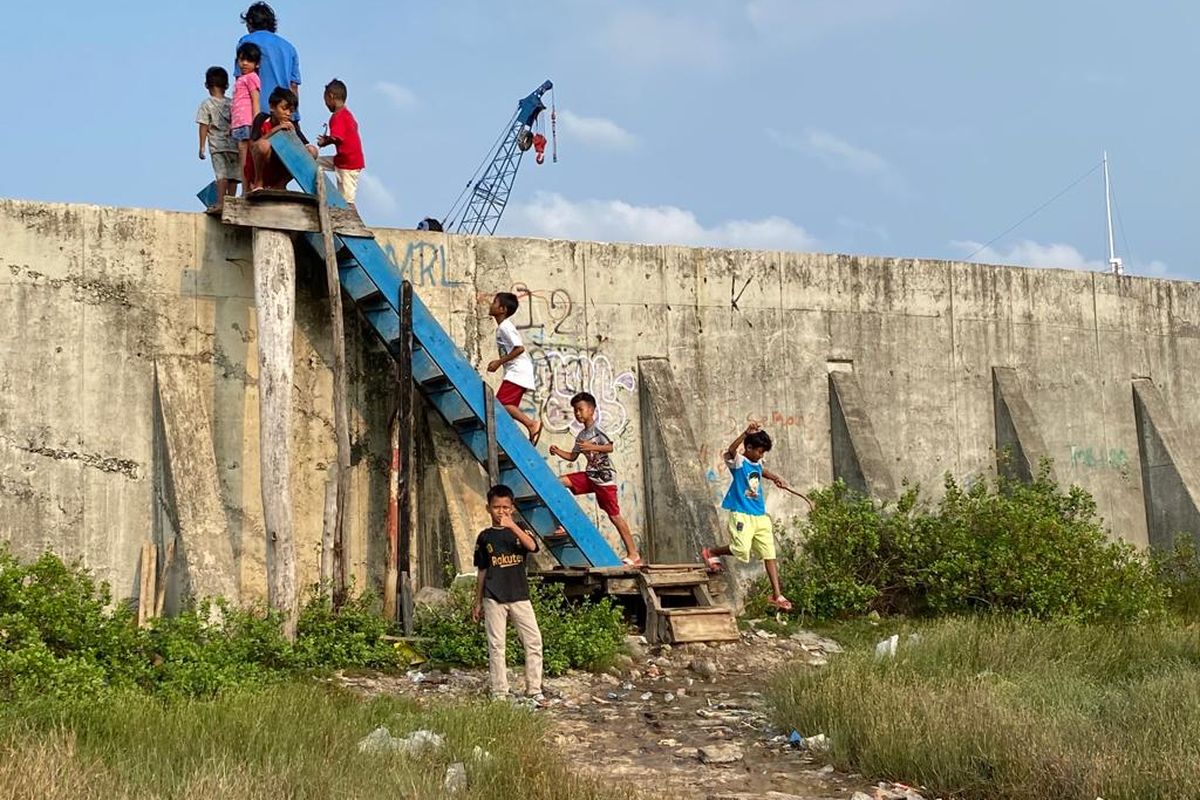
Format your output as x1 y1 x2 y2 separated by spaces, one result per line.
230 42 262 195
701 423 793 611
196 67 239 212
315 79 366 206
487 292 542 444
472 484 545 704
549 392 644 567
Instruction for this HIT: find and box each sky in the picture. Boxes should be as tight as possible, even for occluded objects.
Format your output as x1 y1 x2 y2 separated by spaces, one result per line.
2 1 1196 279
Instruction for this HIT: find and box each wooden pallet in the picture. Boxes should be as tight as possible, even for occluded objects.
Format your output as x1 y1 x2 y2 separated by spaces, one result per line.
534 563 739 644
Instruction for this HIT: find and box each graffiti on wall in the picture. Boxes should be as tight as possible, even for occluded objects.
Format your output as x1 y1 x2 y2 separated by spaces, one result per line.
1069 444 1130 472
383 241 465 288
535 348 636 436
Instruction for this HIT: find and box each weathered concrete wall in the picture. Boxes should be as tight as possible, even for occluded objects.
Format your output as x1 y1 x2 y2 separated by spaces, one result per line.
3 198 1200 601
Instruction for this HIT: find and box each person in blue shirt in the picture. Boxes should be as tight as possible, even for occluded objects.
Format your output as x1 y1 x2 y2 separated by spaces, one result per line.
701 423 793 611
234 4 305 125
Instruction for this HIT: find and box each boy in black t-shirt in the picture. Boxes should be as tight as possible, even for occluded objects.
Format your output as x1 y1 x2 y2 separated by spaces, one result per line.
472 484 544 702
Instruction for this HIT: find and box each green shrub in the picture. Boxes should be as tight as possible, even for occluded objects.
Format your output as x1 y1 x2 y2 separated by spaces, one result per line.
415 581 627 676
0 545 403 701
1153 537 1200 618
768 467 1167 622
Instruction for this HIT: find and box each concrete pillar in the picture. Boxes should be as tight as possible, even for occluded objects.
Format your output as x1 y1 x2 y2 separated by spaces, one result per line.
1132 378 1200 550
992 366 1056 483
828 369 896 501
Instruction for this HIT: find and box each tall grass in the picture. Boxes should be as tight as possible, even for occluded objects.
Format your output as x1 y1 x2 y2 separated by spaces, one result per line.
0 683 635 800
769 618 1200 800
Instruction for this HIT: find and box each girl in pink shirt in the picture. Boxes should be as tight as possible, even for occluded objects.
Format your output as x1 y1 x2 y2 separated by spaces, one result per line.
231 42 262 195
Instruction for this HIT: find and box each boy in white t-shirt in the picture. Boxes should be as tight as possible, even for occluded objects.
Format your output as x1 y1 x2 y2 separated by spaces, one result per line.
486 292 542 444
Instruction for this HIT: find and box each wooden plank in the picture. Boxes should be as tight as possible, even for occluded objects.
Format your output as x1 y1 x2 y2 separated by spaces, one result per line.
320 477 336 595
253 227 298 639
603 577 640 595
484 388 500 485
137 542 154 627
384 414 400 621
397 280 415 630
221 197 373 238
643 571 708 588
664 610 740 643
317 170 353 609
154 538 176 618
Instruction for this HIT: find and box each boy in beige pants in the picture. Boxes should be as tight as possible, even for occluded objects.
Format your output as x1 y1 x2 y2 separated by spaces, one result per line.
471 484 544 703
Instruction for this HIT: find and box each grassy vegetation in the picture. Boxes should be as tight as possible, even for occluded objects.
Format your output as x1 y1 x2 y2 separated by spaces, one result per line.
770 617 1200 800
0 683 632 800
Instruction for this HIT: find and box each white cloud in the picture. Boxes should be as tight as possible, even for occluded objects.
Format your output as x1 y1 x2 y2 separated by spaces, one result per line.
558 110 638 151
375 81 416 110
505 192 818 252
953 239 1181 278
356 173 398 215
951 239 1103 270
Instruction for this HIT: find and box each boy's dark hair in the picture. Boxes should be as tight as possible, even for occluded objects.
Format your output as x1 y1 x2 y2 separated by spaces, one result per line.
325 79 348 101
268 86 298 109
241 2 277 32
236 42 262 65
495 292 519 318
570 392 597 410
744 430 773 451
205 66 229 91
487 484 515 503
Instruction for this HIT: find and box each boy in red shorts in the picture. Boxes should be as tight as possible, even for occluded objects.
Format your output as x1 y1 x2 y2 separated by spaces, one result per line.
549 392 643 566
486 292 542 444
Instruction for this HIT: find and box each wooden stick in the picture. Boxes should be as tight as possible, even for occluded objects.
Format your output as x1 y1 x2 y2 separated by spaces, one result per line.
484 388 500 485
154 538 176 618
137 542 154 627
320 477 336 599
317 169 353 609
384 413 400 621
253 227 298 639
780 484 815 511
397 281 414 631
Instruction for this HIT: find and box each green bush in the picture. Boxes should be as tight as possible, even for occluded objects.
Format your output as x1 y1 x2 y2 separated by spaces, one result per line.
769 467 1167 622
415 581 626 676
0 545 403 701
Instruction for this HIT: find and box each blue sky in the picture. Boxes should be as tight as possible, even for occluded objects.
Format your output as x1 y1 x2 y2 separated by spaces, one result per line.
3 1 1195 278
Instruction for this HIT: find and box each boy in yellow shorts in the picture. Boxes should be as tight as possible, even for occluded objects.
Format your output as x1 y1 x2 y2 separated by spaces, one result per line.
701 423 792 611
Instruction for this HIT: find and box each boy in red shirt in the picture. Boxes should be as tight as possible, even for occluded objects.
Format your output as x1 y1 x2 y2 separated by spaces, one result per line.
315 79 366 206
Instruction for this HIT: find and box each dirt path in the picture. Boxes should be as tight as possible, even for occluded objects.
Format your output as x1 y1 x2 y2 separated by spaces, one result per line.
338 629 926 800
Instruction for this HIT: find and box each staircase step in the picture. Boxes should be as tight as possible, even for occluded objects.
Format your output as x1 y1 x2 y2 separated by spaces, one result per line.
642 571 709 588
338 263 381 303
658 607 739 644
426 387 474 426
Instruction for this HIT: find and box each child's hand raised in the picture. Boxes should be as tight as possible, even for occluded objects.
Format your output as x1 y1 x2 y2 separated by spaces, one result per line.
745 421 762 435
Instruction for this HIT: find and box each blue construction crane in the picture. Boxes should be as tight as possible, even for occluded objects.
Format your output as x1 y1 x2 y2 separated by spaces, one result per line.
436 80 554 236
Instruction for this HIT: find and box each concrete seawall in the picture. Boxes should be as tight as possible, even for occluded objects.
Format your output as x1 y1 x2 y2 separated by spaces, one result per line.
3 198 1199 603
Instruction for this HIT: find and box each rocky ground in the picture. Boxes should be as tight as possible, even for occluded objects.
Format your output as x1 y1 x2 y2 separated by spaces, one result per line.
336 626 933 800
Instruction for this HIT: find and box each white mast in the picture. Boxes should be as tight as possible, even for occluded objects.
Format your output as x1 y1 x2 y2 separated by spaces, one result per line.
1103 151 1123 275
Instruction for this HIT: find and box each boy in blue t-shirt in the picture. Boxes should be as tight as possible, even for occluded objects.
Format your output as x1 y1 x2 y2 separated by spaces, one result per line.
701 423 793 611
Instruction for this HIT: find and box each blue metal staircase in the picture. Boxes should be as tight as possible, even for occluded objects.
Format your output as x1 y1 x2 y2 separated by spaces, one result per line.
198 134 621 568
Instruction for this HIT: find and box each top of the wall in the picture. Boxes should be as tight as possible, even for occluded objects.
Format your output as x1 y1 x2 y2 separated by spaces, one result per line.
1 197 1195 289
